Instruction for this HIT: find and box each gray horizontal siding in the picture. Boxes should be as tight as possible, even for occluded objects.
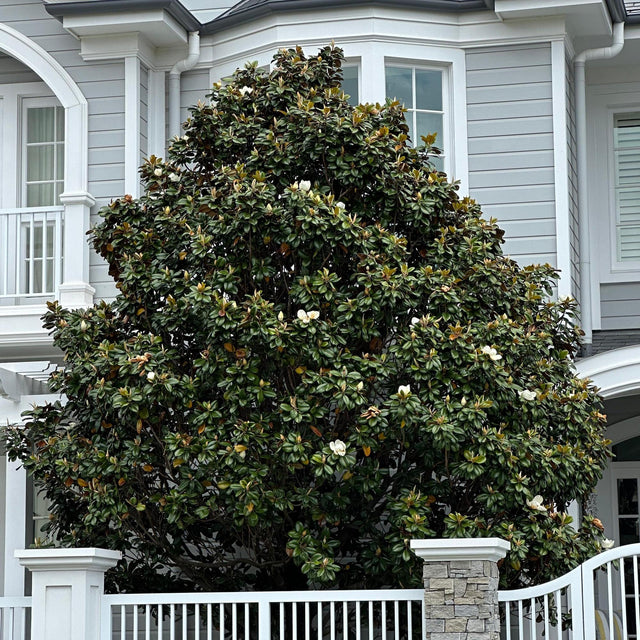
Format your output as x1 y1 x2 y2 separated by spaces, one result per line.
466 43 556 268
180 68 211 128
601 283 640 330
0 53 41 84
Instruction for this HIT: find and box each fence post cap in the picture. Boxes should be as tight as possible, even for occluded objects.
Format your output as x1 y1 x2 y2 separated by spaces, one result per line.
15 547 121 572
410 538 510 562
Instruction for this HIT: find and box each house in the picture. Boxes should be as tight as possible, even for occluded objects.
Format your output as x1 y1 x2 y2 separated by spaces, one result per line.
0 0 638 597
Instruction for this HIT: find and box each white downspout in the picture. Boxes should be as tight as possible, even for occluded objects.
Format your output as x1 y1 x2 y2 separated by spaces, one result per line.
169 31 200 139
575 21 624 350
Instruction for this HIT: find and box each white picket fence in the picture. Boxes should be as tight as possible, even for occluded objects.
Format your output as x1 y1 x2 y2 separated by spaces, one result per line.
499 542 640 640
4 544 640 640
101 589 425 640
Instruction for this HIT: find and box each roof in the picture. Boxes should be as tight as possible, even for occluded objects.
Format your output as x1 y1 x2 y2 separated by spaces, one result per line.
201 0 493 34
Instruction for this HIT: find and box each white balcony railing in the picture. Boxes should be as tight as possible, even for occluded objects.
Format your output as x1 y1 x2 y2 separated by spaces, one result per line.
0 206 64 299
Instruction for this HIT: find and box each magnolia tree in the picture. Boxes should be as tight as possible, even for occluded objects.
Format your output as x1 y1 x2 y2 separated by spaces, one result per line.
5 45 610 592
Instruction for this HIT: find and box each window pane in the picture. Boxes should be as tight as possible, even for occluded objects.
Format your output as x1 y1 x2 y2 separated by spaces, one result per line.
416 111 443 146
56 106 65 141
27 145 55 182
615 113 640 148
56 143 64 180
342 65 359 106
27 183 55 207
385 66 412 108
27 107 55 143
416 69 443 111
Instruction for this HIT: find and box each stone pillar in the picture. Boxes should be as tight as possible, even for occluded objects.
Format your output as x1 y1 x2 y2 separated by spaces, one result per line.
411 538 510 640
16 548 121 640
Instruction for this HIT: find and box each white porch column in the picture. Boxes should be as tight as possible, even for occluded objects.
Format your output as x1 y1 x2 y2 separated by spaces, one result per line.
58 191 96 308
16 548 121 640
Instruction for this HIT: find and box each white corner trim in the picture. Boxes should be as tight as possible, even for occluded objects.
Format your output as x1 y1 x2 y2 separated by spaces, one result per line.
576 346 640 399
551 39 571 299
410 538 510 562
124 55 141 198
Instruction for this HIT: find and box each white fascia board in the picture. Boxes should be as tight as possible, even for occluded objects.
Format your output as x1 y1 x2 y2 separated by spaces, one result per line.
0 306 54 355
63 9 188 51
80 32 155 67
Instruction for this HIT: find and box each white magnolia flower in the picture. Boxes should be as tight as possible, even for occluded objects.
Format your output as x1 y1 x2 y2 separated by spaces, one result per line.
602 539 615 550
461 397 467 407
297 309 320 323
481 345 502 361
356 381 364 391
80 320 88 332
169 172 180 182
397 385 411 398
329 440 347 456
558 295 573 303
239 86 253 96
147 371 156 381
411 317 420 326
519 389 537 401
182 134 189 141
299 180 311 192
277 311 284 322
526 495 547 512
335 201 346 210
154 168 163 176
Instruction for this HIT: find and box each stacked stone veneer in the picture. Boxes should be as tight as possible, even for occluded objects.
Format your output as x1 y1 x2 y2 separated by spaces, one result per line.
411 538 510 640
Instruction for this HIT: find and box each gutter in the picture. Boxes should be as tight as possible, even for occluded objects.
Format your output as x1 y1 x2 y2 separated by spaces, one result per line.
575 21 625 350
169 31 201 138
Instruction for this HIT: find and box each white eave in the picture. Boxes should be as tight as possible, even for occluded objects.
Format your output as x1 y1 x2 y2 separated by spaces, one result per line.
494 0 613 37
59 9 189 50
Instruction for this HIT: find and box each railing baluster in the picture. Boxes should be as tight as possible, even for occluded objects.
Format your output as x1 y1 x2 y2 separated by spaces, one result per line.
245 603 250 640
280 602 285 640
133 604 139 640
406 601 412 640
233 603 238 640
317 602 322 640
368 602 374 640
182 603 187 640
207 603 212 640
331 602 336 640
2 213 8 295
293 601 298 640
196 603 200 640
170 603 175 640
607 561 614 640
530 597 535 640
518 600 524 640
121 605 126 640
356 602 361 640
394 600 399 640
42 212 48 294
343 602 349 640
381 601 386 640
28 212 34 294
158 604 163 640
554 589 561 640
305 601 310 640
221 603 226 640
620 557 628 640
543 594 550 640
145 603 151 640
55 206 63 292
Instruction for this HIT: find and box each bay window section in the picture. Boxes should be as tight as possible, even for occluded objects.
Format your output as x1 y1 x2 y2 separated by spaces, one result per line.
614 113 640 263
342 65 359 106
385 65 445 171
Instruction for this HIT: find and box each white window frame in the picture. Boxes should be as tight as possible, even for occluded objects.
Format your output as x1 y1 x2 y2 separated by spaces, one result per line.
21 96 65 209
588 86 640 284
384 61 449 172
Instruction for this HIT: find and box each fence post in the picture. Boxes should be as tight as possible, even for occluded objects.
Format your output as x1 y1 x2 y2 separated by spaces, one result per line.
15 547 121 640
411 538 510 640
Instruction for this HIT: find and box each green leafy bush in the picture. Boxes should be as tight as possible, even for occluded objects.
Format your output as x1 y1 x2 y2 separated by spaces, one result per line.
4 45 610 592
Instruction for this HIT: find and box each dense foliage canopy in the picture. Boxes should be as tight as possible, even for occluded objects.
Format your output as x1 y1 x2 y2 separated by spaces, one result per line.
5 45 610 592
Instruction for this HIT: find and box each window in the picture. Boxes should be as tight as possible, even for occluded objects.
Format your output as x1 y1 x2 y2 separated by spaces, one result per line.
23 103 65 207
385 65 445 170
613 113 640 263
342 65 359 106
